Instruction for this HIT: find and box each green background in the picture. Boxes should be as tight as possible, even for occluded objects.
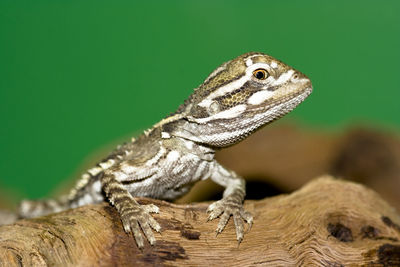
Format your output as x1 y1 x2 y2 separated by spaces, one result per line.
0 1 399 200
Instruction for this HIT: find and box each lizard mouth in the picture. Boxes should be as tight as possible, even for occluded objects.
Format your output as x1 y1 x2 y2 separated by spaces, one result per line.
248 86 313 115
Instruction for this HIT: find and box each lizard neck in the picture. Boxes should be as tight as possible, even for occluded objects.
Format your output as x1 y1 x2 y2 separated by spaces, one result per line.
140 122 217 159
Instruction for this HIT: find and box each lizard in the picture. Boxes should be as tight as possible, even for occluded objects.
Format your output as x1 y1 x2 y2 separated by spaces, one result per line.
15 52 313 248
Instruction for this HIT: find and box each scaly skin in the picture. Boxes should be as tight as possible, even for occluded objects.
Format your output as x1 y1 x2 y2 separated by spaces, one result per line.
17 52 313 248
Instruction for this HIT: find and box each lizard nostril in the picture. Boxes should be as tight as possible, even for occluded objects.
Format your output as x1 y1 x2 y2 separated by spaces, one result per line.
291 73 302 82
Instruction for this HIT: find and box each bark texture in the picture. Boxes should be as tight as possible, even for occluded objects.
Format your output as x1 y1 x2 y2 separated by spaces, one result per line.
1 176 400 266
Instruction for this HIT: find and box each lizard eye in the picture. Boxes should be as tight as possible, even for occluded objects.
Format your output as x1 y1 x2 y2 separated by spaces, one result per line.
253 69 268 80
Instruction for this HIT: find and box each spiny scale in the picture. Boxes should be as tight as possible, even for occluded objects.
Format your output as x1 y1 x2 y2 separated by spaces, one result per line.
16 52 312 248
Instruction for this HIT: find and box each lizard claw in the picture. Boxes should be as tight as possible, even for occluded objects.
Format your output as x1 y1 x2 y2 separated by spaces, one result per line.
120 203 162 248
207 197 253 244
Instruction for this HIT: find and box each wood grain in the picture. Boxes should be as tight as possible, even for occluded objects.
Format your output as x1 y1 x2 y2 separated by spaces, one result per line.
1 176 400 266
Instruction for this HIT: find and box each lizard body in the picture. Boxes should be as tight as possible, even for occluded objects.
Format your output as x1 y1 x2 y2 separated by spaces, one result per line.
17 52 312 248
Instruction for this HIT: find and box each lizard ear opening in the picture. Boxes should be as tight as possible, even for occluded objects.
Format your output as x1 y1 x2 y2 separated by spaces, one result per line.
207 101 220 115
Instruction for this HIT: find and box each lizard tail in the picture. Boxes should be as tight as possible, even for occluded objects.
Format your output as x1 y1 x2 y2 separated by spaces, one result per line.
17 196 69 219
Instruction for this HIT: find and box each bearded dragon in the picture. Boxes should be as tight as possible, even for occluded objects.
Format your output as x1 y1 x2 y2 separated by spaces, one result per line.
16 52 312 248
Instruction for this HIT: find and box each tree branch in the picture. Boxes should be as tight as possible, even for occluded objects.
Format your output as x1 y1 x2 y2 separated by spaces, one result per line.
1 176 400 266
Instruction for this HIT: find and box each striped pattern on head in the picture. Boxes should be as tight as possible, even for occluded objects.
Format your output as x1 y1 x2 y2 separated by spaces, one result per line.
171 52 313 147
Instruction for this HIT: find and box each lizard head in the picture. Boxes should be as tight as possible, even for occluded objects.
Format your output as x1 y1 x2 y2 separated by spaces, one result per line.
167 52 313 147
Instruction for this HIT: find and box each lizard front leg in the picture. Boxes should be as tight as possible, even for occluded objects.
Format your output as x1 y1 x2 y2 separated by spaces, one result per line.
207 163 253 244
101 169 161 248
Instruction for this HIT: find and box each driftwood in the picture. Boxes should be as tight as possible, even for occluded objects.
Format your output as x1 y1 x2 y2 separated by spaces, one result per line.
1 176 400 266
